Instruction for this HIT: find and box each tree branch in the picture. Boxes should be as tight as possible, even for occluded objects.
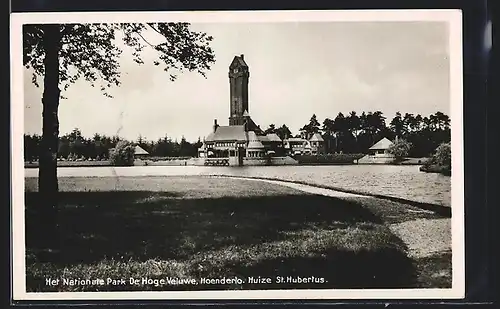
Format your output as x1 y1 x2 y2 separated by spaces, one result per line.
135 31 156 49
146 23 163 36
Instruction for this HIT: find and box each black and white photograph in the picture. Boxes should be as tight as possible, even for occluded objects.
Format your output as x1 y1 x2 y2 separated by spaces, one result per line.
11 10 464 300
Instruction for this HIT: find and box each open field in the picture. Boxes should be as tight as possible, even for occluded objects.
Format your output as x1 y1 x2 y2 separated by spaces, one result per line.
24 176 451 291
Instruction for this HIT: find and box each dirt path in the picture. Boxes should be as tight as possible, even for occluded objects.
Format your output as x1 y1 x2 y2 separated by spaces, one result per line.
212 175 369 198
389 218 451 259
216 176 451 260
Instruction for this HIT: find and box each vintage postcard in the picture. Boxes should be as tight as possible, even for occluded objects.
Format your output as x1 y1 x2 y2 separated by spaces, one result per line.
11 9 464 301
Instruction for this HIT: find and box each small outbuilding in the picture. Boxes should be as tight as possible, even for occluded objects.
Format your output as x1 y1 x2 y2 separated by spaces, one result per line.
368 137 394 156
134 145 149 159
358 137 396 164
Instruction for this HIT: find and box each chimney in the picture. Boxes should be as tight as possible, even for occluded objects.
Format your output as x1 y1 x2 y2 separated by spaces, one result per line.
213 119 219 133
240 54 244 60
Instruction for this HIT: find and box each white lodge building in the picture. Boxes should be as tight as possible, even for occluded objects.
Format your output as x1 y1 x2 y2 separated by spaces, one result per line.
198 55 325 166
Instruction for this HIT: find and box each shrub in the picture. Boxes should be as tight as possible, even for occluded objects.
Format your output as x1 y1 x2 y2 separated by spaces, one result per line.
109 141 135 166
420 142 451 175
434 142 451 168
387 139 413 161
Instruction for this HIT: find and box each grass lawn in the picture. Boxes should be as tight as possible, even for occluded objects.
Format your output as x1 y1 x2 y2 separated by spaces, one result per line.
25 176 443 292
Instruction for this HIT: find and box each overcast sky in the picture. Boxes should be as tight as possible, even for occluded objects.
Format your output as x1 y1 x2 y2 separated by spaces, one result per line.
24 21 450 142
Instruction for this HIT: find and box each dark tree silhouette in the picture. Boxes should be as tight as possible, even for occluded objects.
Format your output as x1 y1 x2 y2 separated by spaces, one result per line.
300 114 321 139
389 112 404 140
332 112 350 152
264 124 277 135
23 23 215 251
275 124 292 140
322 118 335 152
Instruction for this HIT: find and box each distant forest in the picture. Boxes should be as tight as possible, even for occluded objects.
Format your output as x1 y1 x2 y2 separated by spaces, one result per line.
24 111 450 161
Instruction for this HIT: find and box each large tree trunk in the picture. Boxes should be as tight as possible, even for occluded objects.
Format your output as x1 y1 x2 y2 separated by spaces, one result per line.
38 24 61 253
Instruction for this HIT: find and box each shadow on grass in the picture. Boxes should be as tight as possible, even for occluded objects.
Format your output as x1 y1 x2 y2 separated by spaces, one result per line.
25 190 418 290
26 191 382 262
413 250 452 288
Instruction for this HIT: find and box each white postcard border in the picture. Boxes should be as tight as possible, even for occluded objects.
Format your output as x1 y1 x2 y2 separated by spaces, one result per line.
10 9 465 301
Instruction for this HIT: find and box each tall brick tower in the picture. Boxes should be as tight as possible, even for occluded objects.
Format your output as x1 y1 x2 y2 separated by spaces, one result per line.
228 54 249 126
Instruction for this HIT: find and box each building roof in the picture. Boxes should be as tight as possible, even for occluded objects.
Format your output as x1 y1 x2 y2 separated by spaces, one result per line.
242 110 250 117
245 117 262 133
369 137 394 150
247 131 258 141
286 137 306 143
206 125 247 142
258 135 269 142
247 131 265 149
266 133 282 142
248 140 265 149
134 145 149 155
308 133 324 142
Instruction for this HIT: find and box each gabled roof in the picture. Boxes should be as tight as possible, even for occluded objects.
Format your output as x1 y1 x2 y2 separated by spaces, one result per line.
308 133 324 142
242 110 250 117
247 131 265 149
369 137 394 150
266 133 282 142
245 117 262 133
258 135 269 142
247 131 259 141
206 125 247 142
134 145 149 155
248 140 265 149
286 137 306 142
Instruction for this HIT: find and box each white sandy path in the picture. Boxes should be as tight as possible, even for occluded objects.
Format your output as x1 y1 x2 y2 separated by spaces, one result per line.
211 176 370 198
390 218 451 259
223 176 451 259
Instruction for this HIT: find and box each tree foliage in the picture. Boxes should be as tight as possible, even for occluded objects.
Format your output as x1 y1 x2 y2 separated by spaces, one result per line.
387 138 413 160
25 110 451 162
109 140 135 166
24 22 216 251
24 23 215 97
275 124 293 140
433 142 451 168
24 130 206 161
300 111 450 156
299 114 321 138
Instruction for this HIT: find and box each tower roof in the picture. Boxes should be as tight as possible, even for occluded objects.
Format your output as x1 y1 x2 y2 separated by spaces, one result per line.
230 54 248 68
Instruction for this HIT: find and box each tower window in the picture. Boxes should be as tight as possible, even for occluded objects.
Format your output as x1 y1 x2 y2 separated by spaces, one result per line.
233 68 238 73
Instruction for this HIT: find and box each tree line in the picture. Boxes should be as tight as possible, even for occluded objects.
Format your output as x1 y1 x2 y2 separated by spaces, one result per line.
24 110 450 162
24 128 203 162
264 110 450 158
